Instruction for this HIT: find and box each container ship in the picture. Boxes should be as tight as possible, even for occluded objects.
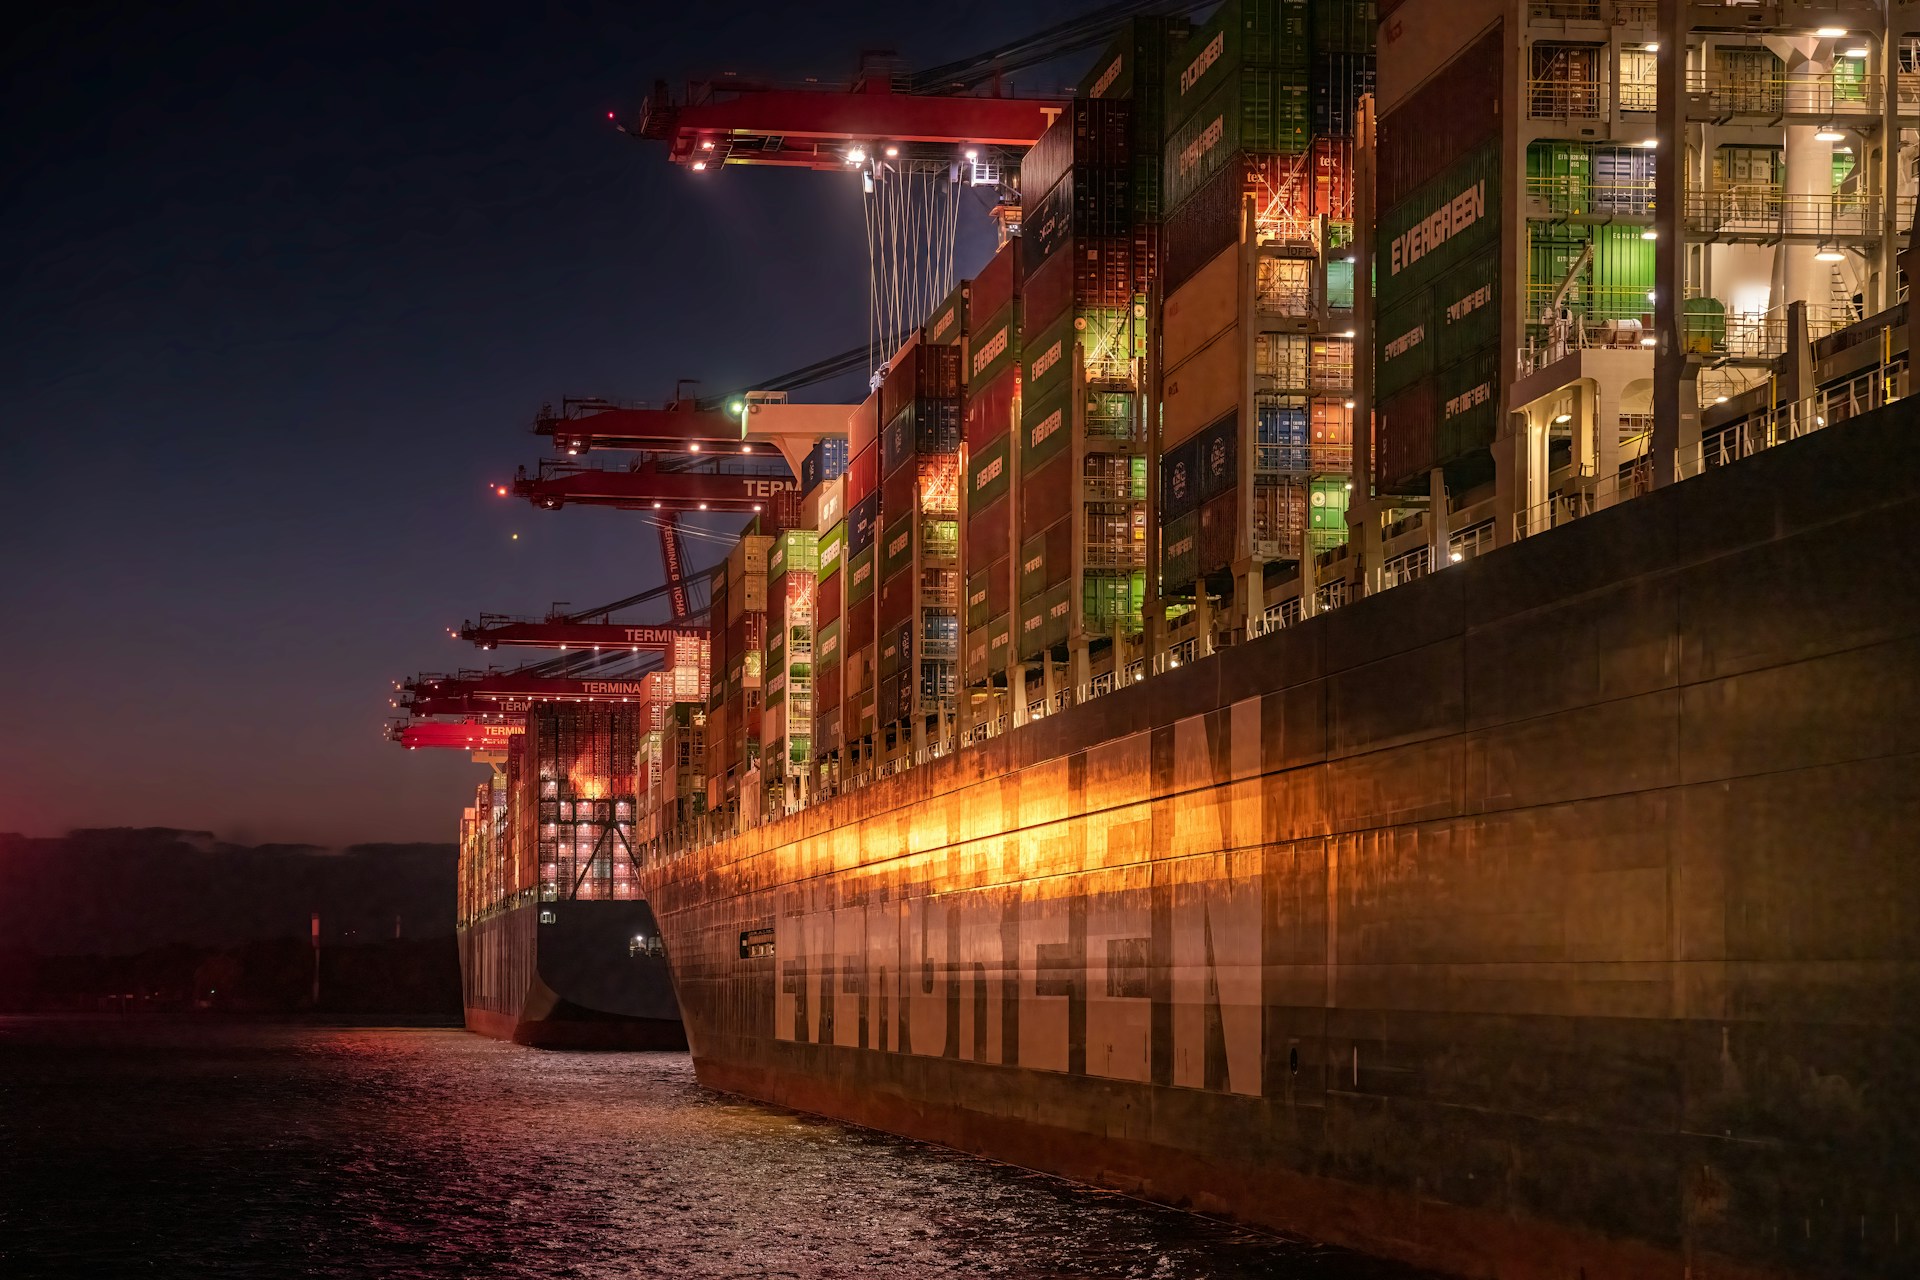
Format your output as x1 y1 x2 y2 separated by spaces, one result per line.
401 1 1920 1275
454 703 686 1050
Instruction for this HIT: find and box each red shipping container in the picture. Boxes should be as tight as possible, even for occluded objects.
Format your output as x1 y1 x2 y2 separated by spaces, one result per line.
1377 380 1438 494
1020 452 1072 542
965 366 1019 447
1198 490 1237 576
971 240 1024 330
1043 517 1073 589
968 493 1013 568
848 393 881 461
879 574 913 629
845 440 879 505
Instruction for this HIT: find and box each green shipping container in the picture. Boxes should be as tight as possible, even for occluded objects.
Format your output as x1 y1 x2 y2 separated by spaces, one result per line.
1310 0 1372 54
1375 289 1433 401
1021 383 1073 477
1325 257 1355 311
846 544 876 606
1165 0 1309 133
1434 348 1500 466
1592 223 1654 321
927 280 968 348
1019 532 1049 601
968 303 1021 397
1431 250 1498 369
969 431 1012 512
1161 511 1200 592
1308 476 1348 529
1164 71 1309 212
880 512 914 581
816 619 841 669
1018 591 1049 660
1082 570 1146 632
773 529 819 576
1023 306 1077 403
1526 140 1591 217
966 569 993 631
1379 139 1499 314
1043 582 1073 648
987 612 1015 674
818 521 844 580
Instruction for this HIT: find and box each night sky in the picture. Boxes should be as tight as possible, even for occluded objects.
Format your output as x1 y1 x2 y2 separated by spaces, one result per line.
2 1 1094 846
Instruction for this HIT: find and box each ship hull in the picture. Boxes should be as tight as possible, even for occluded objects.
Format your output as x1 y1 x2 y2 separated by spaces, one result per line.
458 898 686 1051
645 409 1920 1279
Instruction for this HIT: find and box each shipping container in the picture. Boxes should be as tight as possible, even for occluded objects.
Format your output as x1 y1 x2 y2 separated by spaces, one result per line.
968 302 1021 397
970 240 1023 333
1161 436 1200 521
1019 100 1133 214
1023 168 1134 272
1082 569 1146 633
926 279 969 348
1308 475 1349 529
799 437 849 495
1378 139 1498 314
1162 160 1245 295
1376 23 1500 212
1162 323 1241 448
1256 396 1309 474
1164 72 1310 214
1165 0 1309 132
1162 245 1239 370
965 624 993 686
965 364 1018 447
880 511 915 582
847 490 881 555
1160 510 1199 592
1310 50 1374 139
1021 454 1073 543
1197 489 1237 574
986 613 1014 674
1021 383 1073 477
1310 0 1372 54
1434 347 1500 465
1431 249 1498 369
1023 233 1138 331
846 544 877 605
1195 412 1237 501
1252 478 1308 552
969 432 1012 513
1375 377 1438 494
883 405 962 483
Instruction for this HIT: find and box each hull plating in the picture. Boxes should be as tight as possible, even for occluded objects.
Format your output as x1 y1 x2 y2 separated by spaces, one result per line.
458 899 686 1051
644 408 1920 1279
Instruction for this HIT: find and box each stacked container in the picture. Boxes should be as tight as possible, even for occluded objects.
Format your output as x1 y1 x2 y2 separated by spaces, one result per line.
1017 98 1149 679
1156 0 1371 605
875 335 962 757
704 534 771 822
807 473 846 792
762 529 818 813
530 704 640 902
838 398 882 771
963 241 1021 723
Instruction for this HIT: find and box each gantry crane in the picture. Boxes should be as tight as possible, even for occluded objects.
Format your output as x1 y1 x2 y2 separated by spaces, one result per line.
387 719 525 751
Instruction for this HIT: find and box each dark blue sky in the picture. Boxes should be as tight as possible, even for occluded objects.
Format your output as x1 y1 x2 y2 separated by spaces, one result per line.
0 1 1091 845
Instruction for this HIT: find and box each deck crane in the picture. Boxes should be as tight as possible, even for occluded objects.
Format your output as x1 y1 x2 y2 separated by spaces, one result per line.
620 2 1199 370
387 719 525 752
458 578 710 651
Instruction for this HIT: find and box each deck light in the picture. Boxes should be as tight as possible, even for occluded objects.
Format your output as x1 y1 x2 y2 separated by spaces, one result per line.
1450 551 1464 563
1816 28 1846 39
1815 125 1845 142
1642 228 1658 240
1845 47 1869 58
1815 243 1845 262
690 442 701 452
691 160 707 171
1640 336 1657 346
1640 138 1658 148
1553 412 1573 424
885 145 899 157
1715 395 1730 404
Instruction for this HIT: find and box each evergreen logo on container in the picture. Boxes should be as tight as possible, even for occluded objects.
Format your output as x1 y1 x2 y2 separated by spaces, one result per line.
975 453 1003 491
1029 406 1064 451
1178 115 1225 177
1031 338 1063 383
1179 31 1223 96
1090 55 1123 99
973 326 1008 376
1390 178 1486 277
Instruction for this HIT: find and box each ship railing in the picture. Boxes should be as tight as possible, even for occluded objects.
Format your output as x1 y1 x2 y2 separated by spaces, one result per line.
1683 68 1881 118
1681 187 1881 241
1513 349 1905 541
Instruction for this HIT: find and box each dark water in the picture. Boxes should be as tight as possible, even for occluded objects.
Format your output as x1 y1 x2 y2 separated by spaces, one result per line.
0 1019 1438 1279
